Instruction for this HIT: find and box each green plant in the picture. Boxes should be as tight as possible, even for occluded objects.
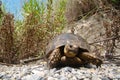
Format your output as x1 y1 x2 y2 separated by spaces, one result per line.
18 0 67 59
0 0 67 63
18 0 46 59
53 0 67 33
111 0 119 3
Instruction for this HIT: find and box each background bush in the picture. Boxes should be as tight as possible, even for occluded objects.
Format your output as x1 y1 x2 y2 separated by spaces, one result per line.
0 0 67 63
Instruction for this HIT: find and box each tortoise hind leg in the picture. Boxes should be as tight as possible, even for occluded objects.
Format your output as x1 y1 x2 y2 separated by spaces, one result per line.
78 52 103 67
47 48 61 68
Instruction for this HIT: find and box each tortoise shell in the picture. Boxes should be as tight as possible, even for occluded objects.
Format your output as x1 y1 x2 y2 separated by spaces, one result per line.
46 33 90 57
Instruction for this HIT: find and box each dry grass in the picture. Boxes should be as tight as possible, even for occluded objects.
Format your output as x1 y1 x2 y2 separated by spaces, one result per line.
0 14 15 63
0 0 67 63
103 8 120 59
65 0 109 23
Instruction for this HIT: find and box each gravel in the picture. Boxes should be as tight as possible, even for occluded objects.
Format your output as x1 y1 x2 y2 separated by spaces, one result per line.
0 60 120 80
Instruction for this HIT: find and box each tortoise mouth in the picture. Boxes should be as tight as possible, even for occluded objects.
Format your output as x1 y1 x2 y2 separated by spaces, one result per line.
64 51 77 57
64 44 79 57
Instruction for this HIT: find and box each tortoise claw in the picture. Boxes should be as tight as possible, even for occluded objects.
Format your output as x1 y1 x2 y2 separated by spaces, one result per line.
95 59 103 68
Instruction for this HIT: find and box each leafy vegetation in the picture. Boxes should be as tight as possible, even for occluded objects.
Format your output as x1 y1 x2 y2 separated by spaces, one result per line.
111 0 119 3
0 0 67 63
109 0 120 9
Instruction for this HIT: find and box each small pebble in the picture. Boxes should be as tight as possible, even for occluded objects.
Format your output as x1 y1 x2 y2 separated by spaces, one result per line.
0 60 120 80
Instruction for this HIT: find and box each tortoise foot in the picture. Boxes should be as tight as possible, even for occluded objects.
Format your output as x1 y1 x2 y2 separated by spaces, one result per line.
61 56 84 67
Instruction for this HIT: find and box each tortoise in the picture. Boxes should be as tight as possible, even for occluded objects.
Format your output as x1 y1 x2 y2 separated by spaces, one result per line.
46 33 103 68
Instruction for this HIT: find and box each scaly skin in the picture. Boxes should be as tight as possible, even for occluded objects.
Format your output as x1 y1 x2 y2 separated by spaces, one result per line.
60 56 84 67
78 52 103 67
47 48 61 68
64 44 79 58
47 47 102 68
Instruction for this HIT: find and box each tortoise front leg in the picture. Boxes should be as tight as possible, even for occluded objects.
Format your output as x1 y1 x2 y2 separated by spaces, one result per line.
61 56 84 67
47 48 61 68
78 52 103 68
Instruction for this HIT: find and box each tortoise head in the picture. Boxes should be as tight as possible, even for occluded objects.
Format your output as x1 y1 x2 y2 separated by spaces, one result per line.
64 44 79 58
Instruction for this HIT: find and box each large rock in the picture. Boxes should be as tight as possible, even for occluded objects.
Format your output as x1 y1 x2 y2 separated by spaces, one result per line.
63 9 120 57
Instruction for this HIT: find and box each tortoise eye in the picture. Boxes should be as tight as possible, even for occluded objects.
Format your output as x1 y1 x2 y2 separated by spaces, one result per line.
69 45 72 48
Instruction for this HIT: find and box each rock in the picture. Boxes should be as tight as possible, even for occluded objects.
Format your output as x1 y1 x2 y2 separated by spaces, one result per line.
30 74 44 80
115 74 120 79
50 68 57 74
101 77 110 80
21 75 31 80
71 76 77 80
21 74 44 80
54 73 59 78
59 77 68 80
47 77 58 80
62 67 72 72
84 78 91 80
0 74 3 78
92 74 101 80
